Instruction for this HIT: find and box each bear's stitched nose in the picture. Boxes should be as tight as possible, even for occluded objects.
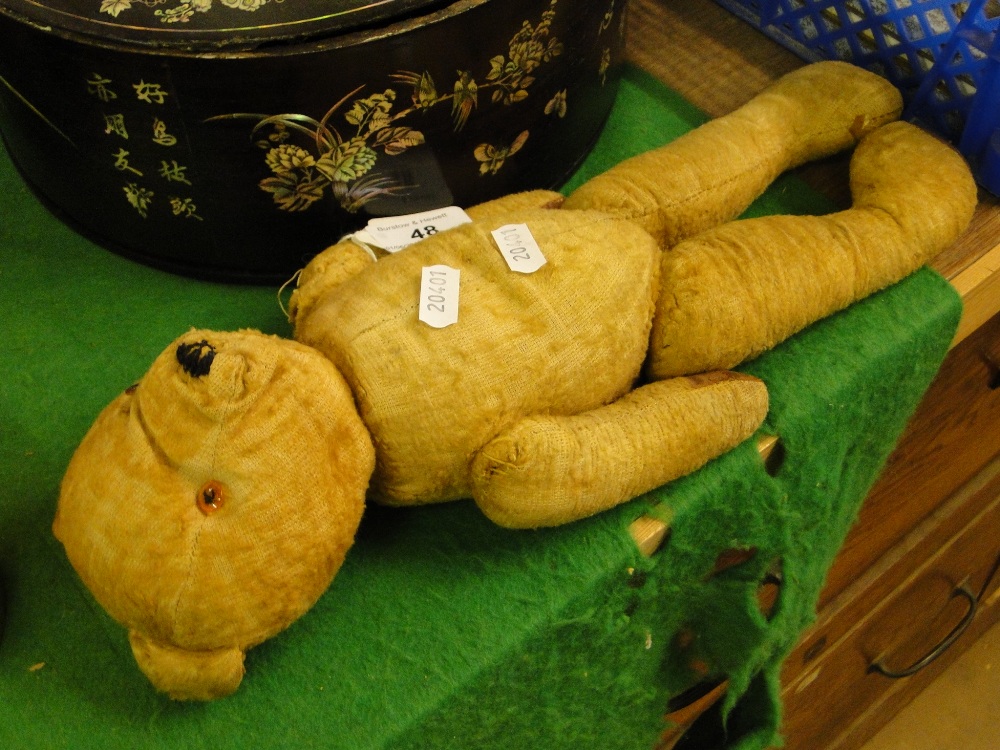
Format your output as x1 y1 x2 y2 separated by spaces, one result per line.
176 340 216 378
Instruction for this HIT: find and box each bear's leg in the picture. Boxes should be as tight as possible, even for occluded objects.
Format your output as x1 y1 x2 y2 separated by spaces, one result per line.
470 372 768 528
645 121 977 379
562 61 903 248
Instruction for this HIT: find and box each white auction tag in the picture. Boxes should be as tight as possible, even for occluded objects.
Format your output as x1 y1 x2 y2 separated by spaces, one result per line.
419 265 460 329
358 206 472 254
491 223 547 273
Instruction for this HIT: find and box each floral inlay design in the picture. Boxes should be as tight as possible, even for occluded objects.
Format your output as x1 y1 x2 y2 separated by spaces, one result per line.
100 0 271 24
545 90 568 118
474 131 529 176
208 0 564 214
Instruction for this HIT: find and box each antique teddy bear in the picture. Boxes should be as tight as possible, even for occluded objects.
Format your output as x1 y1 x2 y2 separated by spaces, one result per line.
53 62 977 701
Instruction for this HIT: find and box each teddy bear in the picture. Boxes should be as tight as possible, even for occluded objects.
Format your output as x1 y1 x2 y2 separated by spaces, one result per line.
53 61 977 701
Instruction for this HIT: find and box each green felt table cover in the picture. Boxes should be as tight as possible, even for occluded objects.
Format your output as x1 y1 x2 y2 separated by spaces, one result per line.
0 66 961 749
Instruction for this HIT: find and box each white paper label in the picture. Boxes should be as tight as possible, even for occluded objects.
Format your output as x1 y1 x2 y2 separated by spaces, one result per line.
358 206 472 254
419 265 460 329
491 223 547 273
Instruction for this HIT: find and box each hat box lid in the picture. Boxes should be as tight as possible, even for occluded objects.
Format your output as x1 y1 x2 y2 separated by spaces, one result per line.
0 0 625 282
1 0 448 51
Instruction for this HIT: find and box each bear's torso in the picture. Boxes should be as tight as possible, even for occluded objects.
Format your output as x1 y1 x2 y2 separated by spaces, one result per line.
296 208 661 504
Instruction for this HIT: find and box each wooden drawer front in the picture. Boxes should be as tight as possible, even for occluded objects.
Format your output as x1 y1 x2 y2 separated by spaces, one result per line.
820 309 1000 607
780 463 1000 750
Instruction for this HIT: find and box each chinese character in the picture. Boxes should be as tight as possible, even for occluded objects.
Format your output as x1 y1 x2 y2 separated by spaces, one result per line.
599 48 611 85
112 148 143 176
158 160 191 185
104 113 129 139
600 6 613 32
87 73 117 102
133 80 169 104
152 118 178 147
170 197 203 221
123 183 154 218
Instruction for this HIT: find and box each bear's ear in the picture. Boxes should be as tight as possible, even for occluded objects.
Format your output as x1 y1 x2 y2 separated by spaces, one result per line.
129 631 245 701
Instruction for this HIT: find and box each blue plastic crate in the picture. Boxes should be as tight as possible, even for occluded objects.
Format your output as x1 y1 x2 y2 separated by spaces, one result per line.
714 0 1000 193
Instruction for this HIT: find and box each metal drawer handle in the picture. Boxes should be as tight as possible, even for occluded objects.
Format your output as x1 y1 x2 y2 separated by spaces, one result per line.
868 584 977 679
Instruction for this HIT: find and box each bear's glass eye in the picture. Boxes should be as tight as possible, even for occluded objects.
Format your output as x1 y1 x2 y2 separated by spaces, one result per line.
124 383 139 394
197 481 225 515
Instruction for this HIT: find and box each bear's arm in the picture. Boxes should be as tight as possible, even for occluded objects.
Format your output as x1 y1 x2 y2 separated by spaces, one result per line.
470 372 768 528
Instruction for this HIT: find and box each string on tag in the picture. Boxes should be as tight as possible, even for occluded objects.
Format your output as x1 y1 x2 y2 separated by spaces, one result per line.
277 268 303 323
348 233 380 263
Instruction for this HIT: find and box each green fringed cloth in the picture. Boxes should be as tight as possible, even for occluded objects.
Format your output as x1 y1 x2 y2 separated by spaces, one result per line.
0 67 960 750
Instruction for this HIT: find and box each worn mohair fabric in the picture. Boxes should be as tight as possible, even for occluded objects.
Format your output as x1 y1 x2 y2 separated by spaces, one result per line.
293 208 767 526
55 331 375 700
647 121 975 379
562 61 903 247
293 209 664 505
0 66 960 749
287 63 967 531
